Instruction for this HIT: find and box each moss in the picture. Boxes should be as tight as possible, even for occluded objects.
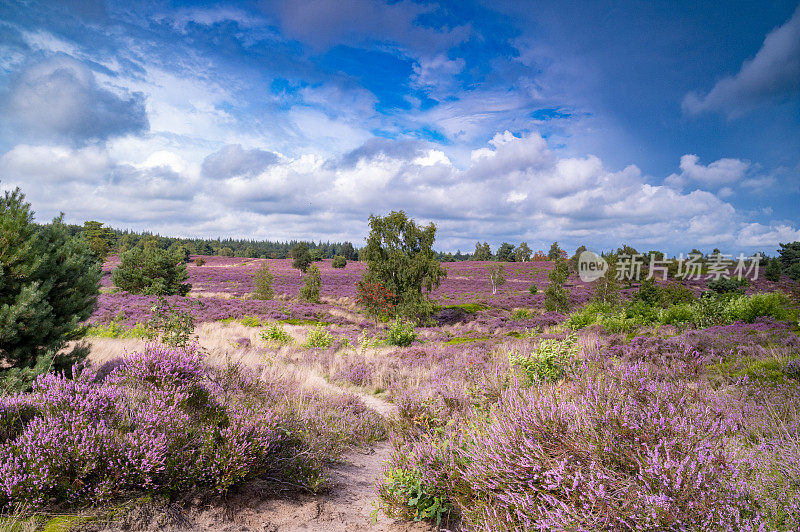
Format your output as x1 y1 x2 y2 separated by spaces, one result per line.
441 303 488 313
43 515 91 532
444 336 491 345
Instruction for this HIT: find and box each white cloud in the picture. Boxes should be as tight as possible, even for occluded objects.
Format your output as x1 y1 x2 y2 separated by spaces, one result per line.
683 5 800 117
3 131 794 253
665 154 750 188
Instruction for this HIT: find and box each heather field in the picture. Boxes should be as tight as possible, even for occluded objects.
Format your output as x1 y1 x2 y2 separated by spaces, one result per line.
3 252 797 531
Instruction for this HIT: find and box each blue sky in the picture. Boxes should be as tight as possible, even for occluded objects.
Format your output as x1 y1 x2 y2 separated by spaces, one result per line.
0 0 798 255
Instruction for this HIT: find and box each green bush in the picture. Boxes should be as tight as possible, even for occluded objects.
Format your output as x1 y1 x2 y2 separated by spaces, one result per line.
195 257 206 266
252 262 274 300
379 468 451 526
659 303 695 325
528 284 538 294
706 277 747 294
304 325 334 348
386 318 416 346
331 255 347 268
300 264 321 303
509 335 578 385
723 292 790 323
260 323 293 346
623 299 661 324
144 297 197 348
240 316 261 327
565 302 613 330
112 247 191 296
291 242 312 273
511 308 536 320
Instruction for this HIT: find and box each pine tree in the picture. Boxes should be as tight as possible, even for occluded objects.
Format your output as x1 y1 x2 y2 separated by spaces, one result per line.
0 189 100 373
300 264 321 303
112 247 191 296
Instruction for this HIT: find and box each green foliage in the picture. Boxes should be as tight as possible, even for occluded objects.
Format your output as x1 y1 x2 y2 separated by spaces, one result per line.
472 241 492 261
304 325 334 348
87 321 151 339
543 260 570 313
592 256 619 306
252 262 274 300
723 292 790 323
144 297 197 348
528 284 538 294
547 241 565 260
291 242 312 273
509 335 578 385
634 278 694 308
300 264 321 303
360 211 446 318
565 301 614 330
515 242 532 262
496 242 515 262
442 303 487 313
778 241 800 281
195 257 206 267
112 247 191 296
764 258 783 282
380 468 451 526
659 303 695 326
443 336 491 345
0 189 100 372
706 277 748 294
81 220 115 262
260 323 293 346
511 308 535 320
386 318 416 346
240 316 261 327
331 255 347 268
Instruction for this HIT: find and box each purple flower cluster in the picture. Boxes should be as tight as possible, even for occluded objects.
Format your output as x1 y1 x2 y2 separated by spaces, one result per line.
0 345 283 506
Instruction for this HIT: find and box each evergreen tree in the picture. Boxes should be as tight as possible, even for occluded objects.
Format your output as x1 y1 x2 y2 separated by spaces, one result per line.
778 241 800 281
291 242 313 273
548 241 565 261
472 241 492 261
82 220 115 262
112 247 191 296
544 259 571 313
252 262 275 300
0 189 100 373
496 242 516 262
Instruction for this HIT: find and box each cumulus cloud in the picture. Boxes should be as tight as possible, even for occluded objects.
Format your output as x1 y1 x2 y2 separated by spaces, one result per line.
683 5 800 117
3 55 149 143
201 144 280 179
3 131 792 252
665 154 750 188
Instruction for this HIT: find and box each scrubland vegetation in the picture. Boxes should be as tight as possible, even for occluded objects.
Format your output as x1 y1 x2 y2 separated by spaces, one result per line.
2 191 800 530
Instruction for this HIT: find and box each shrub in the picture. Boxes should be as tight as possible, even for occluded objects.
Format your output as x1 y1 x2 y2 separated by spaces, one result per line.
379 467 451 526
195 257 206 266
778 241 800 281
528 284 538 294
659 303 695 325
511 308 535 320
252 262 274 300
565 301 613 330
724 292 790 323
304 325 334 349
300 264 321 303
144 297 198 348
386 318 416 347
112 247 191 296
0 189 100 381
707 277 748 294
260 323 293 346
331 255 347 268
543 260 570 313
509 335 578 385
240 316 261 327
